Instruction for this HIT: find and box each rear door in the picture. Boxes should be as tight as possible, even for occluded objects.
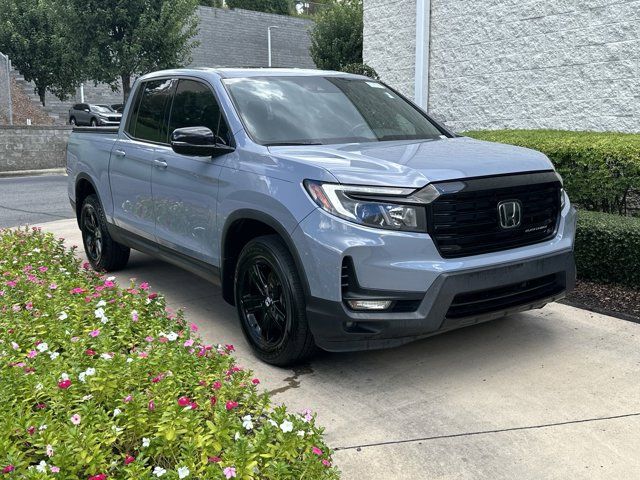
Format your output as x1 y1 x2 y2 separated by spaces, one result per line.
151 77 232 263
109 78 175 239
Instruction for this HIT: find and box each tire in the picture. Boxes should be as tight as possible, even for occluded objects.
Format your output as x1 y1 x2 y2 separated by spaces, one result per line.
234 235 316 366
80 194 130 272
69 117 76 126
90 118 98 127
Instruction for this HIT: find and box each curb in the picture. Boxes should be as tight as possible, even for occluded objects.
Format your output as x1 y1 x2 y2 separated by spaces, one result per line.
0 168 67 178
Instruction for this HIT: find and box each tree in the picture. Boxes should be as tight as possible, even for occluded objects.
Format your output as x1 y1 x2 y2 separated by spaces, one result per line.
67 0 200 101
199 0 223 6
0 0 83 106
226 0 292 15
310 0 362 71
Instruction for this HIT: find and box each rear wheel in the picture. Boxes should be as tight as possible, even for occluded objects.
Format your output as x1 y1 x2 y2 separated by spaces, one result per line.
234 235 316 366
80 194 130 272
90 118 98 127
69 117 76 126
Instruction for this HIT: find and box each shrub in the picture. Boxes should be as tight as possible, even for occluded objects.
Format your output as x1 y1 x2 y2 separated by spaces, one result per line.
463 130 640 215
310 0 363 71
0 227 338 479
340 63 379 79
576 210 640 286
226 0 291 15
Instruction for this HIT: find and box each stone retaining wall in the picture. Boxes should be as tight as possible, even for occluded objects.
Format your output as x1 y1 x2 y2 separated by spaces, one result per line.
0 126 71 172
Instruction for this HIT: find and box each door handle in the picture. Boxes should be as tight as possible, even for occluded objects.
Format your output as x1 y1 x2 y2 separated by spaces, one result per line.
153 159 168 169
113 149 126 158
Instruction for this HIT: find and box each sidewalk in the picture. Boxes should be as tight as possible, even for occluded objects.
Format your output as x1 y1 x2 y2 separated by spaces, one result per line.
38 218 640 479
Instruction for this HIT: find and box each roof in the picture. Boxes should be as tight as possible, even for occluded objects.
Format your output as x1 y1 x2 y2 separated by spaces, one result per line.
140 67 368 81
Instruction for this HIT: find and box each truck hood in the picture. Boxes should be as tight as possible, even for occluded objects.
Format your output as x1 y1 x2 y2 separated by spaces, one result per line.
268 137 555 188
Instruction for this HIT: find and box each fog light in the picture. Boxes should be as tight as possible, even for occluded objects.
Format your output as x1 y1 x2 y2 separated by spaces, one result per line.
346 300 392 311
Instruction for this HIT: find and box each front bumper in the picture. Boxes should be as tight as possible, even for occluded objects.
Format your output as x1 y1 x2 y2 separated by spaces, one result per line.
293 204 577 352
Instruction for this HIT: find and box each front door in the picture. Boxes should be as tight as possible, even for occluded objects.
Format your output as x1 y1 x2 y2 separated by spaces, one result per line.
109 78 174 240
151 78 232 264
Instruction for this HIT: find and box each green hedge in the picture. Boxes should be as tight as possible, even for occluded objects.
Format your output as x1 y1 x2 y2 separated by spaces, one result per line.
576 210 640 286
463 130 640 215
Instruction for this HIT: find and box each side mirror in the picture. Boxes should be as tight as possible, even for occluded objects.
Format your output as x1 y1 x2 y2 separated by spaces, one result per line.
170 127 234 157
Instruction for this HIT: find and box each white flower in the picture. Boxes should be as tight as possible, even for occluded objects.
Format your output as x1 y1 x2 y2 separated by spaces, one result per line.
85 367 96 376
39 424 47 431
113 408 122 417
106 276 116 282
100 353 113 360
78 372 86 383
58 312 68 320
82 394 93 401
280 420 293 433
96 300 106 307
126 357 133 363
35 383 43 391
268 419 278 427
166 332 178 342
177 467 190 479
49 351 59 360
100 317 108 324
33 248 40 253
153 466 166 477
36 461 47 472
142 437 151 448
242 415 253 430
297 430 305 437
36 342 49 352
60 373 69 381
234 432 241 441
112 425 123 433
46 444 54 457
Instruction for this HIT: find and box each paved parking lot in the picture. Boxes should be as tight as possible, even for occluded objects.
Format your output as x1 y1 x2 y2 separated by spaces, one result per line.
38 218 640 479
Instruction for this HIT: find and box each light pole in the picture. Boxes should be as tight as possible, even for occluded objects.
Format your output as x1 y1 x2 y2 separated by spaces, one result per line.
267 26 279 67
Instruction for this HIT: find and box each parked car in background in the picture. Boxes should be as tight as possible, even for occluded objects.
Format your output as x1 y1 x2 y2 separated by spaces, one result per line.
68 103 122 126
66 68 576 366
111 104 124 113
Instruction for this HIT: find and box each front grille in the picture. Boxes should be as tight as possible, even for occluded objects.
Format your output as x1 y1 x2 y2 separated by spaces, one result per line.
429 173 561 258
446 274 563 319
108 116 120 122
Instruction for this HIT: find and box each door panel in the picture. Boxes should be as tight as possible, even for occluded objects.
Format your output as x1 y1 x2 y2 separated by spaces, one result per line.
109 79 174 239
152 79 232 264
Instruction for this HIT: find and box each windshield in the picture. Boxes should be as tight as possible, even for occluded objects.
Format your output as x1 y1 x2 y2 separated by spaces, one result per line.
223 76 444 146
92 105 114 113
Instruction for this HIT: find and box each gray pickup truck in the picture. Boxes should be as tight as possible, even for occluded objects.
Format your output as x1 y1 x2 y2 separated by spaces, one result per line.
66 68 576 366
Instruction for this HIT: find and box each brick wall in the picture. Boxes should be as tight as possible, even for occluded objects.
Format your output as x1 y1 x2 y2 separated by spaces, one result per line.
0 126 71 172
364 0 640 133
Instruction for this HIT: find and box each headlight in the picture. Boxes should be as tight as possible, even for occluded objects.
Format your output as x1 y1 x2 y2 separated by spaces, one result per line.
303 180 434 232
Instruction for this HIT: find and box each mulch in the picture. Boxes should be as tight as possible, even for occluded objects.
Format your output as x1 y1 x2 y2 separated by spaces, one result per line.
561 279 640 323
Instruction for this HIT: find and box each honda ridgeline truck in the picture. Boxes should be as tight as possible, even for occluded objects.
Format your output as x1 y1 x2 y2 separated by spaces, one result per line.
66 68 577 366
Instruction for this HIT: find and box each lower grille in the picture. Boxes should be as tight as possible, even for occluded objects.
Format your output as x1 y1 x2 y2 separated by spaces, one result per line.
429 172 562 258
446 274 563 319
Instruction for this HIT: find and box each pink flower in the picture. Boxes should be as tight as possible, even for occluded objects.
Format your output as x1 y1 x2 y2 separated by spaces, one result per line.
225 344 235 352
210 396 217 406
88 475 107 480
85 349 96 356
145 336 154 342
58 379 72 389
25 302 33 310
27 350 37 358
82 262 90 269
312 446 323 456
148 400 155 411
131 311 139 322
70 287 85 294
49 283 57 290
2 465 15 474
50 466 60 473
208 456 221 463
140 282 150 290
223 467 236 479
189 401 199 410
189 323 198 332
123 395 133 403
89 329 100 338
11 341 19 350
124 455 135 465
225 401 238 411
6 280 17 287
183 339 194 347
212 381 222 390
27 426 35 435
38 266 48 272
139 351 148 359
70 414 81 425
147 292 158 300
46 444 54 457
322 459 331 467
177 396 191 407
251 378 260 385
70 336 80 343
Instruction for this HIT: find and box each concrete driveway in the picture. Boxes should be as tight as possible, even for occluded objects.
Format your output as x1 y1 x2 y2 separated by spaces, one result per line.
37 218 640 479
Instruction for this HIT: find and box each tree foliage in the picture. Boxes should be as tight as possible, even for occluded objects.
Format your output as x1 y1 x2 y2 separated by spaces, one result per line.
310 0 363 71
66 0 200 101
0 0 83 106
226 0 292 15
199 0 223 6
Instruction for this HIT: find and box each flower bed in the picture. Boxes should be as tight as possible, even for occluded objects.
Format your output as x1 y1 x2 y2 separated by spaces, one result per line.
0 227 338 479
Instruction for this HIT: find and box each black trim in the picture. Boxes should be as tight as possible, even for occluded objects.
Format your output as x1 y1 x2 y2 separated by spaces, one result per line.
220 210 311 303
72 126 119 134
74 174 103 225
107 224 221 285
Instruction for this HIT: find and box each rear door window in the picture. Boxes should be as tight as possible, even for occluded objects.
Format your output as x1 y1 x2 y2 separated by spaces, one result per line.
129 79 175 144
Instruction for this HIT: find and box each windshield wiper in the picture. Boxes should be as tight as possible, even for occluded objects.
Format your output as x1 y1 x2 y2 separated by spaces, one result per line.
264 141 324 146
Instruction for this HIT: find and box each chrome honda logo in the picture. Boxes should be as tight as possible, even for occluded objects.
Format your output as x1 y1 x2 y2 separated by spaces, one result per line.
498 200 522 229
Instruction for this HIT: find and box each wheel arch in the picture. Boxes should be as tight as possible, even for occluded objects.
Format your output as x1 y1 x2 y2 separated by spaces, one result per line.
220 210 310 306
74 174 102 227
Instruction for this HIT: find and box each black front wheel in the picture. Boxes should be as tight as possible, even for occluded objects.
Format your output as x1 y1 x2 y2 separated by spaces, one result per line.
80 194 130 271
235 235 316 366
